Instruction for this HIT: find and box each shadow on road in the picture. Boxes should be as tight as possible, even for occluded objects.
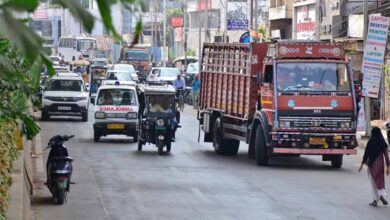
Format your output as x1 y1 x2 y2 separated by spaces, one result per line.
39 116 83 122
198 149 351 171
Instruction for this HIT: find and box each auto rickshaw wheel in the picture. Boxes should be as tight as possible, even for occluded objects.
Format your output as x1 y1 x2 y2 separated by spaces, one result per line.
158 145 164 155
138 141 142 151
166 142 171 153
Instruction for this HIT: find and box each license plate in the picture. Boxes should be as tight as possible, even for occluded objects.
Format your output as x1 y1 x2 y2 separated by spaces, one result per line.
158 135 164 140
58 106 71 111
56 181 67 189
107 124 124 129
309 138 326 145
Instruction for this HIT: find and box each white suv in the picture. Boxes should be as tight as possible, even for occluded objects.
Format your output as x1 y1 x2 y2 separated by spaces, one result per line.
41 74 89 121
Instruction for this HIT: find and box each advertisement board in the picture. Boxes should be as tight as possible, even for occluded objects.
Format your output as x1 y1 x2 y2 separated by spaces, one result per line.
227 1 248 30
361 15 389 98
295 4 316 39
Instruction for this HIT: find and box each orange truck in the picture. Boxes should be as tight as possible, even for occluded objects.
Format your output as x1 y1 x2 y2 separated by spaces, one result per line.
120 44 152 81
198 41 359 168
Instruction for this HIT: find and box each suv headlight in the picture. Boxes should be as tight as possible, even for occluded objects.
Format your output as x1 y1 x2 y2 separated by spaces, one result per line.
77 96 88 101
126 112 137 119
156 119 165 127
340 122 351 128
280 121 291 128
95 111 106 119
43 96 54 101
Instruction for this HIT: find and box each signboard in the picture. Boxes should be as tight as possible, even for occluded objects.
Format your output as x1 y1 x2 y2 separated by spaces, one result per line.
197 0 212 10
227 1 248 30
275 43 344 59
227 19 248 30
295 4 316 39
32 10 48 20
171 16 183 28
361 15 389 98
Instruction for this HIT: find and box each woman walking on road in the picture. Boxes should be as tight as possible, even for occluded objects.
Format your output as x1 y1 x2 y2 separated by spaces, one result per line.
359 127 390 207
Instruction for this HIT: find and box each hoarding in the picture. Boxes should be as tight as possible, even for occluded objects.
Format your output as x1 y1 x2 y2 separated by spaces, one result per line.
361 15 389 98
227 1 248 30
295 4 316 39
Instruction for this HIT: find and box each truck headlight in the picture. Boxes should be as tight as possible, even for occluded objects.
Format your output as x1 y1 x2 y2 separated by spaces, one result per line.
340 122 350 128
156 119 165 127
126 112 137 119
95 111 106 119
280 121 291 128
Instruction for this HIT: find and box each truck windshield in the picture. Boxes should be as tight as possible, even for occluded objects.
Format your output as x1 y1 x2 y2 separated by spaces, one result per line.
276 62 350 92
77 39 95 51
125 51 149 61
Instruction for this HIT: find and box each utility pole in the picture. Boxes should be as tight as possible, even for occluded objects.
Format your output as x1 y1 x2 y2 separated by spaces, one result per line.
248 0 252 30
254 0 258 29
163 0 167 67
204 0 209 42
363 0 372 136
183 1 188 71
315 0 320 40
224 0 228 42
198 0 202 59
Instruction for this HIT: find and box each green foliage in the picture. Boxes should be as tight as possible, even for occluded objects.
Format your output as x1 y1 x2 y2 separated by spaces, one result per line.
384 65 390 97
0 120 18 220
186 49 196 57
254 25 270 43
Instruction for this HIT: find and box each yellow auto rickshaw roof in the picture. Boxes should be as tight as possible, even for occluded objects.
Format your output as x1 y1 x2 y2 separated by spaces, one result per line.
71 60 90 65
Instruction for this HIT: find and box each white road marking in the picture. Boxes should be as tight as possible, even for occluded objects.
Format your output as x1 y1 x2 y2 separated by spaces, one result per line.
35 133 44 173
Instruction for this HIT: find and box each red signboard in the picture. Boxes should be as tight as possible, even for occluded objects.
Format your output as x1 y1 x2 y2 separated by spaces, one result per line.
171 16 183 27
275 43 344 59
197 0 212 10
296 22 315 32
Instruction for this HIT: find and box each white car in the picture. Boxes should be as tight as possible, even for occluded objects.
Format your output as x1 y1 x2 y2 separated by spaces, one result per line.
147 67 181 84
112 64 139 82
92 84 139 142
50 56 62 66
103 70 136 86
41 75 89 121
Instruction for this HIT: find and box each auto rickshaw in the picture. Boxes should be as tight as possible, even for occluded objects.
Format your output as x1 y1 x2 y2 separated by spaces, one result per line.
70 59 90 83
137 82 179 155
89 62 107 95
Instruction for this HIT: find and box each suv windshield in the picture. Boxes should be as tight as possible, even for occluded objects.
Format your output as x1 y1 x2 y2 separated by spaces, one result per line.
47 79 83 91
106 72 132 81
277 62 350 92
97 89 136 106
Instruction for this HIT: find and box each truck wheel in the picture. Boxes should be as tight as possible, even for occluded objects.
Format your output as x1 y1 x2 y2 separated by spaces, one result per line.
133 134 138 143
331 155 343 168
41 110 49 121
212 117 239 155
94 131 100 142
82 111 88 122
255 125 268 166
138 141 143 151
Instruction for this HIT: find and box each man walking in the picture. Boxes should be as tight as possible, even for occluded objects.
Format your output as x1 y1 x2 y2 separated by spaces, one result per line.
192 74 200 109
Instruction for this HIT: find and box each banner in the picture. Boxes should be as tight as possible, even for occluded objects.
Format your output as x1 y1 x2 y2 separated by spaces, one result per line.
362 15 389 98
357 101 366 132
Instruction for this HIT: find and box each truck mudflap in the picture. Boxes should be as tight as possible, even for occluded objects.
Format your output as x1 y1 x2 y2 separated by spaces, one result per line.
272 148 357 155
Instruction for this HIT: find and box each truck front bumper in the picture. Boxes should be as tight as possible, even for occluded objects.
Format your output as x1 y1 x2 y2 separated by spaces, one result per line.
93 121 138 136
272 148 357 155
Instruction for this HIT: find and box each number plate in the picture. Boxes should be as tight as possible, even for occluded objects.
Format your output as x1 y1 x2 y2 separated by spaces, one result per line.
58 106 71 111
309 138 326 145
107 124 124 129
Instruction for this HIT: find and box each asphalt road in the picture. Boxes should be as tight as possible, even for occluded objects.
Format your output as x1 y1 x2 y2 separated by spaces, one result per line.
31 106 390 220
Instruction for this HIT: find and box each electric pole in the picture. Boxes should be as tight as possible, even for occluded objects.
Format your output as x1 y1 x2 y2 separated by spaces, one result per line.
224 0 228 42
198 0 202 60
315 0 320 40
163 0 167 66
205 0 209 42
363 0 372 136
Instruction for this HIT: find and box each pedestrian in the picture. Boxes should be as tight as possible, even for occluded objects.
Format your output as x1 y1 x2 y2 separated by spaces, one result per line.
359 126 390 207
191 74 200 109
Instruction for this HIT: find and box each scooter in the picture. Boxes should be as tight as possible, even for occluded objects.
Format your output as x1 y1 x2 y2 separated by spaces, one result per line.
45 135 74 205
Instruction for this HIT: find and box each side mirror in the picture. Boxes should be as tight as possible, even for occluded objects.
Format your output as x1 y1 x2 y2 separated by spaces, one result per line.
90 97 95 105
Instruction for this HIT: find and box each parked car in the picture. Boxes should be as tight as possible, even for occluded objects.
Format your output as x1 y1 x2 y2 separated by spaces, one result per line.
147 67 181 84
41 74 89 121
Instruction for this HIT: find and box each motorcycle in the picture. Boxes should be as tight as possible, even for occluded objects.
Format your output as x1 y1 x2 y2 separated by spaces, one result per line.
45 135 74 204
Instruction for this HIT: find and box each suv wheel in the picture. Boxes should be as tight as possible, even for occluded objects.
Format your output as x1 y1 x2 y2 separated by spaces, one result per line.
94 130 100 142
82 111 88 122
41 110 49 121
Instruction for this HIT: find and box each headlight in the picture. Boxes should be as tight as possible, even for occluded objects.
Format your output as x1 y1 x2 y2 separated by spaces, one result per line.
156 119 165 127
340 122 350 128
43 96 54 100
126 112 137 119
280 121 291 128
95 111 106 119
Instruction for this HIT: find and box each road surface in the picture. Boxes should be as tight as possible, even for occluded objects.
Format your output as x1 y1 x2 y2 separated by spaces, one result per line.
31 106 389 220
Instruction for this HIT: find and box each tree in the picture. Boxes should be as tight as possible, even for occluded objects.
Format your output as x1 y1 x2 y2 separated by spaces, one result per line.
0 0 144 139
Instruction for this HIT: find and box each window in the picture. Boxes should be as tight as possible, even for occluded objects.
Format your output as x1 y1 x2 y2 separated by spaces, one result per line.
97 89 136 106
47 80 83 91
270 0 286 7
